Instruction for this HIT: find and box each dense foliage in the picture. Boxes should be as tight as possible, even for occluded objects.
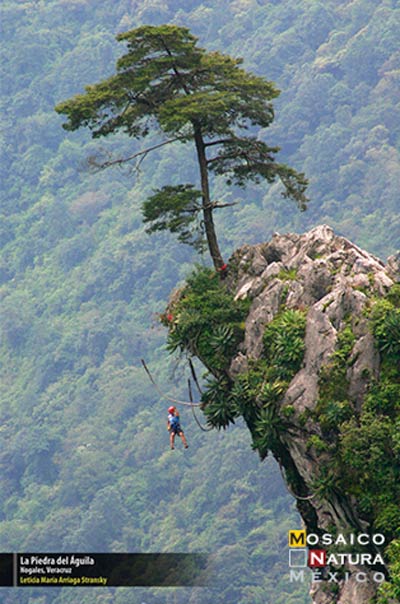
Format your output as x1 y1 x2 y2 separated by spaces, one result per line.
163 268 307 454
163 275 320 586
308 286 400 601
1 0 399 602
164 267 249 373
168 271 307 460
303 288 400 544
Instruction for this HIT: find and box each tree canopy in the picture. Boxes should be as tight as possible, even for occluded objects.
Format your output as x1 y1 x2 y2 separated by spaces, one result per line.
56 24 308 269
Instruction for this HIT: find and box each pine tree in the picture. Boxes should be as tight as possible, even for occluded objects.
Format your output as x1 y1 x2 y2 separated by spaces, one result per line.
56 24 308 269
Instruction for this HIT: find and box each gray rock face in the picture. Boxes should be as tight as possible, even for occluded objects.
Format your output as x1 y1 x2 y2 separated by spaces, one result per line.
228 225 397 604
387 252 400 282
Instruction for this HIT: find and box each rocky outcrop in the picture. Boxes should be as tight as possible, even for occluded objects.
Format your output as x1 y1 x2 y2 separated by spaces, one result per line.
226 225 399 604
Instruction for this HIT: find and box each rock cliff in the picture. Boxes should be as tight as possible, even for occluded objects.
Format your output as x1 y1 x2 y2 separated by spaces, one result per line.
226 225 399 604
165 224 400 603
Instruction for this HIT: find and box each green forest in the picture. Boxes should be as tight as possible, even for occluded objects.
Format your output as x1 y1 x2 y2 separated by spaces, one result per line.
1 0 399 603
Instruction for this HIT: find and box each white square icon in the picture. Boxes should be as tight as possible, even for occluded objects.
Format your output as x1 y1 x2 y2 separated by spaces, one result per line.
289 549 307 568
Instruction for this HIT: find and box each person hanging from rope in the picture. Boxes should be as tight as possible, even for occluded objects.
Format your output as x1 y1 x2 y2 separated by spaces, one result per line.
167 406 189 450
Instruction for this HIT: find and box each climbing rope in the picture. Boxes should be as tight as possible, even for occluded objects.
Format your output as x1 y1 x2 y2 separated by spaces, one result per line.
141 359 202 407
188 379 213 432
141 358 214 432
188 358 203 395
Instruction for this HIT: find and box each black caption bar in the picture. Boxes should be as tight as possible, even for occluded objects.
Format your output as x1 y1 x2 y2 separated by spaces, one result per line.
0 554 13 587
0 553 210 587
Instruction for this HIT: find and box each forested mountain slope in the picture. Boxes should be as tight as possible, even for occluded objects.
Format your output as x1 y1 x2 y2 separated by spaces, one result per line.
0 1 399 603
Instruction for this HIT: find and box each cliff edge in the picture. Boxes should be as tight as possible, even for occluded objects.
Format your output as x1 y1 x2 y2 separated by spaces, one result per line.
227 225 399 603
165 225 400 603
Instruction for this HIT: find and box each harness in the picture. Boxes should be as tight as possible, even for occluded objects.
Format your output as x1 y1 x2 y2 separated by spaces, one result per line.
169 415 181 433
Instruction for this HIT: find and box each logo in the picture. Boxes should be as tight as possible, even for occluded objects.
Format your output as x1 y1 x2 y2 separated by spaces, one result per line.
288 530 306 547
308 549 326 568
289 549 307 568
288 530 386 585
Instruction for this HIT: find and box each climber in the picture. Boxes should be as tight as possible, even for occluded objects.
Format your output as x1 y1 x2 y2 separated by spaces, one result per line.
167 406 189 450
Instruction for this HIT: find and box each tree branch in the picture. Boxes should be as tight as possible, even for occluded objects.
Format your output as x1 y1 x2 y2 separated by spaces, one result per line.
203 201 239 209
206 152 247 165
87 135 187 171
159 36 192 96
203 138 235 148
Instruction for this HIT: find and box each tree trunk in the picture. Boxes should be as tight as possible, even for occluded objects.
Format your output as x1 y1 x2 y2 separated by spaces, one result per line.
193 125 224 270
